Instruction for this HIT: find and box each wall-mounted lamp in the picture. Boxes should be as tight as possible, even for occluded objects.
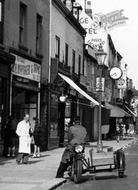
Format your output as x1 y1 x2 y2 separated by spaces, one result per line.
59 94 67 102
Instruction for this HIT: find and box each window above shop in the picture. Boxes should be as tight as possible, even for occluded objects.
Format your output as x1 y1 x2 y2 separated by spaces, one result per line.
36 14 43 56
0 1 4 44
55 35 60 59
19 2 28 51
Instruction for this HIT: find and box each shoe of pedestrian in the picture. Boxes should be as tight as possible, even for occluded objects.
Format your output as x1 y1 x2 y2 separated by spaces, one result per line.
12 154 15 158
37 154 41 158
7 154 10 157
32 154 37 158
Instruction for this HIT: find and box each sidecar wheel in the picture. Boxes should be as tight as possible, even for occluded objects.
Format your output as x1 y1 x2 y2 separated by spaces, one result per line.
116 149 126 170
74 160 83 184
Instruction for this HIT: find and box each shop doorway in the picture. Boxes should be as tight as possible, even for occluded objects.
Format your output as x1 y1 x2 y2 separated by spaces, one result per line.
0 77 6 140
12 86 38 126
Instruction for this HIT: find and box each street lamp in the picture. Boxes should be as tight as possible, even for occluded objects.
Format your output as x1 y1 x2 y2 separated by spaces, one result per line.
95 44 107 152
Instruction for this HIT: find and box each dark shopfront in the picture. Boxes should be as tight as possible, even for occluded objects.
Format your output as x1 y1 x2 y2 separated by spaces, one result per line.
11 53 41 131
0 49 15 155
48 73 77 149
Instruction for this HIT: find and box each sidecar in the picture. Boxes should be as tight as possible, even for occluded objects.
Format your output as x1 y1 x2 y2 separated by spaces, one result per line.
87 148 126 178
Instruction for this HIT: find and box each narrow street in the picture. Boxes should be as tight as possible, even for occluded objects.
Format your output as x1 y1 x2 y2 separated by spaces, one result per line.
57 141 138 190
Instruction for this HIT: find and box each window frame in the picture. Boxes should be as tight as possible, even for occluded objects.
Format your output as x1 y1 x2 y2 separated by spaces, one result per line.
65 43 68 66
0 0 4 44
72 49 75 73
19 2 27 46
36 13 43 54
55 35 60 59
78 54 81 75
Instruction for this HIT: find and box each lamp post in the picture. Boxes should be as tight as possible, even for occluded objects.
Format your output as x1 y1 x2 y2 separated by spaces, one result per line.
95 44 107 152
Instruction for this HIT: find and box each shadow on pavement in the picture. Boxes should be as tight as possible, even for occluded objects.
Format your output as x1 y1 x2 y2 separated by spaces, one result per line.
29 159 44 164
65 173 127 184
0 160 13 165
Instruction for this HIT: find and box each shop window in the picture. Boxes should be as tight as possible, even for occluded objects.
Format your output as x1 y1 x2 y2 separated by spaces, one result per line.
0 78 3 126
36 14 43 55
55 35 60 59
65 43 68 66
0 77 6 140
78 54 81 75
12 87 38 122
19 2 27 48
72 49 75 73
0 1 4 44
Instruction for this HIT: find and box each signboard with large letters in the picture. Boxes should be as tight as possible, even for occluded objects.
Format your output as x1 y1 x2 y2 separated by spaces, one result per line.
12 54 41 82
75 0 128 67
96 77 105 92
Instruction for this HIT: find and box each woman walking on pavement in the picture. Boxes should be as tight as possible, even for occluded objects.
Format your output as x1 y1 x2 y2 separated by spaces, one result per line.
32 118 41 158
4 116 17 157
16 113 32 164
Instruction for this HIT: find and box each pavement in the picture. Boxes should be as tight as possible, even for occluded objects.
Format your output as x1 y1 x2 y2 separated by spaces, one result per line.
0 135 137 190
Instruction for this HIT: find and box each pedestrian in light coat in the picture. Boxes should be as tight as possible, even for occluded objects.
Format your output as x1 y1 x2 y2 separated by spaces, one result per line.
16 114 31 164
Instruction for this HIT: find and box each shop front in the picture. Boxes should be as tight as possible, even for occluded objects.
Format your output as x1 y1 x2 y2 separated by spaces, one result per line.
11 54 41 127
58 73 100 142
0 49 15 155
105 103 131 138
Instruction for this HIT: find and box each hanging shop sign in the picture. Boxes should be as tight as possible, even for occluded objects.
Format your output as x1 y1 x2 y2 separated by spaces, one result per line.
94 9 128 31
12 54 41 82
96 77 105 92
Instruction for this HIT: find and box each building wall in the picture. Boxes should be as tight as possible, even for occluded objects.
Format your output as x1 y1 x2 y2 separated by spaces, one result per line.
3 0 50 151
4 0 50 83
51 3 84 74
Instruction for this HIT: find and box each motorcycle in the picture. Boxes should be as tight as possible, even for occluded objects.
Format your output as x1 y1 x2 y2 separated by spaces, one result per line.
68 144 85 184
68 144 126 184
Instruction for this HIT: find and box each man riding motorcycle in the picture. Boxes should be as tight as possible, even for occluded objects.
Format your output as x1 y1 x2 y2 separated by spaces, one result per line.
56 117 87 178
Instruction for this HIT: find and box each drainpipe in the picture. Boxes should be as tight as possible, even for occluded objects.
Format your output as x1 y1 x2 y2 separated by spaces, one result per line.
47 0 52 149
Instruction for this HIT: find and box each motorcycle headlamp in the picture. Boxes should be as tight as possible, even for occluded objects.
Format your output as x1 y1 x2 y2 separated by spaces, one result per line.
75 145 83 153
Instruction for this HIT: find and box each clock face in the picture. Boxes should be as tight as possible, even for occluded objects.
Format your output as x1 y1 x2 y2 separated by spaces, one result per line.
109 67 122 80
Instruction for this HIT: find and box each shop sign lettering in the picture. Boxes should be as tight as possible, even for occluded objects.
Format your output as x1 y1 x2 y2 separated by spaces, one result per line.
96 9 128 31
12 54 41 82
78 8 128 53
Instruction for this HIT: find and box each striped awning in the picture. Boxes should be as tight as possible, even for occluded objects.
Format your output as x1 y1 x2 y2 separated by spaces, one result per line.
58 73 99 106
125 106 137 117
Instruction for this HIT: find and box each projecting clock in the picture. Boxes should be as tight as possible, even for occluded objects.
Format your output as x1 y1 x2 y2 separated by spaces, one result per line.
109 67 122 80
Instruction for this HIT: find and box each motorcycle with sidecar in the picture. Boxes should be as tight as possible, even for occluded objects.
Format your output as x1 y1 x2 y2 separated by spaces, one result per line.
68 144 126 184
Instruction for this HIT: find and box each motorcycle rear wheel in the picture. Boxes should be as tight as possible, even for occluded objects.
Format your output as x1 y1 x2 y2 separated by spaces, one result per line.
73 159 83 184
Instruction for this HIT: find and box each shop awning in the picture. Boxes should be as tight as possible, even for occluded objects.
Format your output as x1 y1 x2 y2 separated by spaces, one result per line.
125 105 137 117
105 103 131 117
58 73 99 106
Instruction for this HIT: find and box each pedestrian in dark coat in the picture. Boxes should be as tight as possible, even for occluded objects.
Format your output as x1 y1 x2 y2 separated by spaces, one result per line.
4 116 17 157
32 118 41 158
56 117 87 178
